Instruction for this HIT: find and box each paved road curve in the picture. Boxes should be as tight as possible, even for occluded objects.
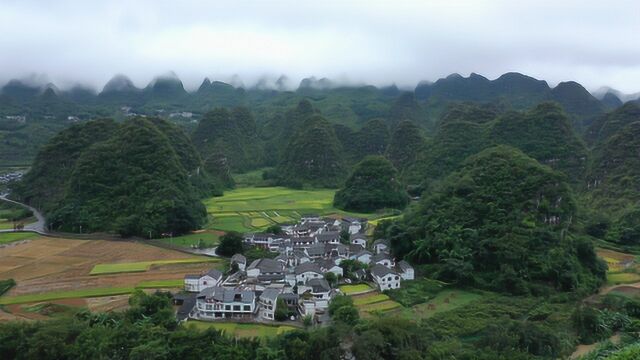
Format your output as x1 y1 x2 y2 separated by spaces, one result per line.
0 194 46 234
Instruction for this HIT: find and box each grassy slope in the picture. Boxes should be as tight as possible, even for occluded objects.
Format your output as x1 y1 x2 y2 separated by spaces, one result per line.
185 321 298 338
0 232 39 245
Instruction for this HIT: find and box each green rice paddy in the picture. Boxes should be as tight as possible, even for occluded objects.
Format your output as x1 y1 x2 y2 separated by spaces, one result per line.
205 187 385 233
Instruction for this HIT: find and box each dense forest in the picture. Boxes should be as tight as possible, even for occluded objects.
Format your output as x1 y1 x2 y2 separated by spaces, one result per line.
11 117 218 237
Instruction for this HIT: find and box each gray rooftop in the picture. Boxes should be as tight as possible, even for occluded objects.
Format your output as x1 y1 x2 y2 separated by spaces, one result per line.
306 243 326 257
398 260 413 271
197 287 255 304
231 253 247 264
247 258 284 273
204 269 223 280
260 288 281 302
307 278 331 293
373 238 390 246
370 264 397 278
372 252 392 263
294 262 323 275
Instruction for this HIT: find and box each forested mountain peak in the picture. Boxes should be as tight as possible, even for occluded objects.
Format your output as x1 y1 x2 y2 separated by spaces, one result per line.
145 72 187 97
385 145 604 294
101 74 139 94
0 79 42 100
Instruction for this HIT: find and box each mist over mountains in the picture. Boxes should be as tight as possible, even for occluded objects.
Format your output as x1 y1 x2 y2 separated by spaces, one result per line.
1 71 639 101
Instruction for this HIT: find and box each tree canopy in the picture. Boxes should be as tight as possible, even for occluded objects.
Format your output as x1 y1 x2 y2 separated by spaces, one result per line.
334 156 408 212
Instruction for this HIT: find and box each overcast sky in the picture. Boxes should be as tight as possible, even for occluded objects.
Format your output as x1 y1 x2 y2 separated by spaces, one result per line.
1 0 639 93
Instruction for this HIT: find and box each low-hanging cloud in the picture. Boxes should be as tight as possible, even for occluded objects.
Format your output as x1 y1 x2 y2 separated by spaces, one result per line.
0 0 639 93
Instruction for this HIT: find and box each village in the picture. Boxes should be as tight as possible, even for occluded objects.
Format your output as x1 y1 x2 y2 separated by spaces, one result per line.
180 215 414 325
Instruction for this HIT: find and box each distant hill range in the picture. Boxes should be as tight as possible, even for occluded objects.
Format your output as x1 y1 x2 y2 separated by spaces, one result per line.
0 71 638 168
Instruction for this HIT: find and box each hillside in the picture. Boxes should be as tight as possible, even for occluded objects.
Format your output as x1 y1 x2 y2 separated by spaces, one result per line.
13 117 216 237
333 156 408 212
385 146 605 294
411 102 588 185
191 107 262 174
276 114 346 188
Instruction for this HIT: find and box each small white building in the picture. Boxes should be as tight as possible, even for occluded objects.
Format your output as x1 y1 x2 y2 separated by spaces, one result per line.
294 262 323 284
231 254 247 271
351 234 368 248
398 260 415 280
318 259 343 277
372 253 395 268
370 264 401 291
373 239 390 254
184 269 224 292
259 288 282 321
351 250 372 265
342 217 365 235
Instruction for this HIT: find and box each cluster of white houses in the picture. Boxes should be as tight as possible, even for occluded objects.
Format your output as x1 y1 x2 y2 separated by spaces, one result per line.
183 215 413 322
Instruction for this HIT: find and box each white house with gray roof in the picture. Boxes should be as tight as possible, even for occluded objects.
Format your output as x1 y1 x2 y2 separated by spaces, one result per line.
258 288 282 320
370 264 401 291
372 252 395 268
294 262 323 284
230 254 247 271
351 250 373 264
398 260 414 280
373 239 390 254
350 234 368 248
184 269 223 292
193 287 257 320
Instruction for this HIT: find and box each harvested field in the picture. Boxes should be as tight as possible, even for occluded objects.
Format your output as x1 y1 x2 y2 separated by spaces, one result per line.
0 237 220 301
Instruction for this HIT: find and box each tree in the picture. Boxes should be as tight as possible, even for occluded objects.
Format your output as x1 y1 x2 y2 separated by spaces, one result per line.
266 224 283 235
274 298 289 321
217 231 244 257
339 229 350 244
333 305 359 326
328 295 354 316
303 315 313 328
324 272 337 287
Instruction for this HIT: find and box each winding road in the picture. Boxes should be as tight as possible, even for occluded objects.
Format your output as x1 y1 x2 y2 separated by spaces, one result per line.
0 194 47 234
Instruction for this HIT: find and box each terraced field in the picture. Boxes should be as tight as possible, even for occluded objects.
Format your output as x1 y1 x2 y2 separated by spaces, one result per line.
0 237 222 319
205 187 384 233
597 248 640 285
349 290 402 316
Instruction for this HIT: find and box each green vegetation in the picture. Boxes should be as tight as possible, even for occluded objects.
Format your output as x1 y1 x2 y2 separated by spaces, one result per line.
385 277 445 306
0 279 16 296
338 284 373 295
89 258 220 275
13 117 220 237
0 287 135 305
154 231 220 248
135 279 184 288
205 186 382 233
385 146 607 294
333 156 408 212
216 231 244 257
191 107 261 176
0 232 38 244
187 321 297 339
385 120 425 175
275 112 346 188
